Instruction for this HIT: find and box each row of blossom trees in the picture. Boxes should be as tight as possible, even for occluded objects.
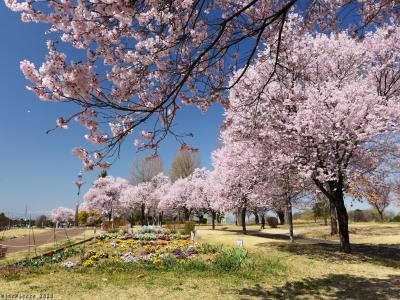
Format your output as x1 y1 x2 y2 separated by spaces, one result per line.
10 2 399 254
213 20 400 252
81 166 221 229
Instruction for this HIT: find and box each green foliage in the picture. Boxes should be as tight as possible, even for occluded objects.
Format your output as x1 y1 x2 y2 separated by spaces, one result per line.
197 243 224 254
312 202 330 221
257 257 287 275
214 248 254 273
353 209 366 222
77 211 89 225
391 214 400 222
182 221 196 235
17 247 83 268
165 220 179 234
98 169 108 178
267 217 279 228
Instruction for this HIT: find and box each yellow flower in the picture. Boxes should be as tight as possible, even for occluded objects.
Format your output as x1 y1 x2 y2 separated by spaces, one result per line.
108 257 121 264
83 259 95 267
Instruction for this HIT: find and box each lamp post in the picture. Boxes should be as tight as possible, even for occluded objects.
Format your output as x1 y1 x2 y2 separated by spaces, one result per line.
75 173 84 227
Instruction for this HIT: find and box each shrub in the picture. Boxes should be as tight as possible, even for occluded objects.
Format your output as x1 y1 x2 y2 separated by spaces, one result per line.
198 217 207 224
353 209 366 222
391 214 400 222
35 215 48 228
165 220 179 234
197 243 224 254
267 217 278 228
181 221 195 235
138 225 163 234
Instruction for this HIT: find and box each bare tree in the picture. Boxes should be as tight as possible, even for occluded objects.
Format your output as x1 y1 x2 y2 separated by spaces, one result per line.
129 155 164 225
130 155 164 185
171 147 201 182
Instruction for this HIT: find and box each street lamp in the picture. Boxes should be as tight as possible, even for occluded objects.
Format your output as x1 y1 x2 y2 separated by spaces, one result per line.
75 172 84 227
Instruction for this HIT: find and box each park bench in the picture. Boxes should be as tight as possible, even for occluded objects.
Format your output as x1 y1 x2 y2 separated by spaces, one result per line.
0 245 7 258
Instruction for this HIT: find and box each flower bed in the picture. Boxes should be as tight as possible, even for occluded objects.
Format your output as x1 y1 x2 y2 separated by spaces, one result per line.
13 228 254 274
76 233 198 268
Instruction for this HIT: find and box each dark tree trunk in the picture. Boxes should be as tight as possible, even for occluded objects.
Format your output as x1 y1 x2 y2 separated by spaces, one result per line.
254 212 260 225
211 210 216 230
260 214 265 229
276 210 285 225
216 212 223 224
331 185 351 253
375 205 385 222
378 210 384 222
330 200 338 235
183 208 191 221
286 198 294 242
241 207 247 234
140 203 145 226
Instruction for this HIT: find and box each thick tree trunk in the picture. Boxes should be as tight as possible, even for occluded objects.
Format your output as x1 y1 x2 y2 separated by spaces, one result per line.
330 201 338 235
332 187 351 253
211 210 216 230
286 198 294 242
254 212 260 225
276 210 285 225
241 207 247 234
140 203 145 226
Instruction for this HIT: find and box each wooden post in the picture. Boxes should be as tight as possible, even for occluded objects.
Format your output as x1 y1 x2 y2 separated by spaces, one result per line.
31 227 37 256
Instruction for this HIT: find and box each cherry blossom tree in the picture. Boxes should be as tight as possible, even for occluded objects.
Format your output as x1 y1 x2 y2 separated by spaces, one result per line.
83 176 129 224
50 207 74 224
6 0 398 166
159 176 193 221
121 172 170 225
186 168 220 229
225 24 400 252
121 181 151 226
211 141 271 233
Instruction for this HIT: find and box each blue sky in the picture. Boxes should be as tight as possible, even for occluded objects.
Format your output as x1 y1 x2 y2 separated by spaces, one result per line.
0 5 398 217
0 6 224 217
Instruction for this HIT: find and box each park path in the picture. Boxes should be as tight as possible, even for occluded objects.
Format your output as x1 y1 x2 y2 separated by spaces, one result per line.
0 228 86 253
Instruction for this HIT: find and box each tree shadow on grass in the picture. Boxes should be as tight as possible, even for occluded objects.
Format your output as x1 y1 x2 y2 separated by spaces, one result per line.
259 242 400 269
216 228 300 243
238 274 400 299
218 228 400 268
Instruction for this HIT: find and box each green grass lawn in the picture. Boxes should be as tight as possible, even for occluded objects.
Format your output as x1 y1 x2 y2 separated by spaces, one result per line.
0 223 399 299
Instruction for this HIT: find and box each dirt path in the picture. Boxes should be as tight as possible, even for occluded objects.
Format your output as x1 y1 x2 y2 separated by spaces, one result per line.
0 228 86 253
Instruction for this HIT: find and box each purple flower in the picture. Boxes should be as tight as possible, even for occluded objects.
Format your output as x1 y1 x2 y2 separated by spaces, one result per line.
187 247 197 255
173 248 182 256
177 253 188 259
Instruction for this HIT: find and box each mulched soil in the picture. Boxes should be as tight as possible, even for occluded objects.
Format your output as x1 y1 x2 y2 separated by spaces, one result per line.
0 228 86 253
